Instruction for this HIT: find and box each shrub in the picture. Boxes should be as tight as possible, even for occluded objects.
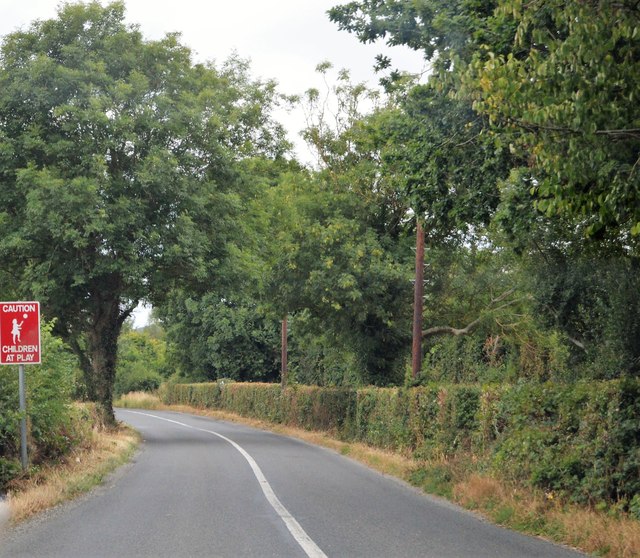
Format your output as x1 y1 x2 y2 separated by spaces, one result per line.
0 321 79 489
115 328 166 396
160 378 640 510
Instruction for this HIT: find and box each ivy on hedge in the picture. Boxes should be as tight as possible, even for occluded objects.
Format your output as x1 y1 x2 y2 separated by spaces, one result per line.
160 379 640 509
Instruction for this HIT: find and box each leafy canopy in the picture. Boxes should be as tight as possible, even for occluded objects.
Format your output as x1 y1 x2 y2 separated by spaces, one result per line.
469 0 640 236
0 1 288 421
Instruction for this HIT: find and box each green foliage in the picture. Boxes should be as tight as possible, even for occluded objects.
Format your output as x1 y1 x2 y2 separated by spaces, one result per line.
331 0 639 237
0 2 289 422
527 252 640 378
27 323 77 461
408 464 454 499
114 325 166 396
380 87 510 240
0 321 79 489
162 295 280 383
492 380 640 507
470 0 640 237
328 0 507 73
494 201 640 378
326 0 639 386
0 458 21 488
288 327 362 387
254 170 412 385
162 379 640 510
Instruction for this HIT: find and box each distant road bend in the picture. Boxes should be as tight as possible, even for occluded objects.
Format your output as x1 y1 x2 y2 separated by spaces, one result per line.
0 409 585 557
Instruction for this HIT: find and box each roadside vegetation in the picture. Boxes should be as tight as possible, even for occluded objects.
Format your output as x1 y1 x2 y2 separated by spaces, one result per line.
0 322 138 526
1 322 81 489
1 2 638 555
117 386 640 558
5 414 138 525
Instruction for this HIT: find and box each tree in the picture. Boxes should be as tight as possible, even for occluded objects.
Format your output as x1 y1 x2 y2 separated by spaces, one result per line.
493 186 640 379
115 323 166 396
0 2 287 424
161 292 281 383
251 168 412 385
469 0 640 237
331 0 640 239
328 0 506 71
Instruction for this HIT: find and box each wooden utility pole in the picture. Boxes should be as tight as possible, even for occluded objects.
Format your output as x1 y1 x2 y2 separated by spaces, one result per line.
412 219 425 379
281 315 288 387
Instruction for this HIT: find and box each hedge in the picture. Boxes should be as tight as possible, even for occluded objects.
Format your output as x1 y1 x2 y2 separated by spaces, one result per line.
160 379 640 508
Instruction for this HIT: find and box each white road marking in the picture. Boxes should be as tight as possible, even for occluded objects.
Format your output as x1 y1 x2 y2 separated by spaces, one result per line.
0 495 11 539
124 411 328 558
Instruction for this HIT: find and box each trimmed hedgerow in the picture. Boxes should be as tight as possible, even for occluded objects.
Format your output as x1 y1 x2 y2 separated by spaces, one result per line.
161 379 640 510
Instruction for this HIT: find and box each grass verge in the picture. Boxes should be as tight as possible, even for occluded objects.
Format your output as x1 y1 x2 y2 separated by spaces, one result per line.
115 391 640 558
4 407 139 526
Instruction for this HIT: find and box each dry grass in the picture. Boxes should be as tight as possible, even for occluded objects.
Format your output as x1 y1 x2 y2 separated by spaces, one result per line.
5 424 139 525
552 506 640 558
451 474 640 558
114 391 163 409
453 474 504 509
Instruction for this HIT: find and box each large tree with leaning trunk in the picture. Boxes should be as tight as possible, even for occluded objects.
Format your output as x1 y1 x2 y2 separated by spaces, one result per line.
0 2 286 424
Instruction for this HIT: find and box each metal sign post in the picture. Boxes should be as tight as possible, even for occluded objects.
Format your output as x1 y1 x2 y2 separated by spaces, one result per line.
18 364 28 470
0 301 41 471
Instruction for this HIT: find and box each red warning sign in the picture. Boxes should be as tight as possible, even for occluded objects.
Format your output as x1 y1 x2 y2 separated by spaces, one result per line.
0 301 41 365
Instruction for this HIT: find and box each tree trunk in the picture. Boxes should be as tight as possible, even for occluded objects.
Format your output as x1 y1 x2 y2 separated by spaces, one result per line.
86 324 119 427
281 315 288 388
84 286 129 428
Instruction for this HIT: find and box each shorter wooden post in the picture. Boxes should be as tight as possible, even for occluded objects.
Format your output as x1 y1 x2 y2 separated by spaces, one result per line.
281 316 288 387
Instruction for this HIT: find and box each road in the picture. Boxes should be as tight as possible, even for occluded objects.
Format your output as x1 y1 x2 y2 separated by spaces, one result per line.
0 409 584 557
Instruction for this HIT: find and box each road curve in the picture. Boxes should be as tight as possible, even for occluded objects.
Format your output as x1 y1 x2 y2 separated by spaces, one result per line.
0 409 584 558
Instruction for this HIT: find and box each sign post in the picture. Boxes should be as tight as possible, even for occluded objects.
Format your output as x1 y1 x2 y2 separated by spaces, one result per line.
18 364 27 469
0 301 41 470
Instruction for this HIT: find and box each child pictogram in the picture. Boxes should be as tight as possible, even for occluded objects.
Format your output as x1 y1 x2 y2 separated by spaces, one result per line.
12 317 24 344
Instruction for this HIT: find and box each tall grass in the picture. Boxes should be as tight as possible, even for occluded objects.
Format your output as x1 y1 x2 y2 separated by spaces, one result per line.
5 404 139 525
114 391 162 410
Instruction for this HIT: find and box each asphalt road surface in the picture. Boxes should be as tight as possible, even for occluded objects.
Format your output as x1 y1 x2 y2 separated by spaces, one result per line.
0 409 585 557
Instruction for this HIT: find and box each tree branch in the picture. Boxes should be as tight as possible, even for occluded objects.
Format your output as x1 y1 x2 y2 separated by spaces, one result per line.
422 289 526 339
511 118 640 140
422 317 482 338
567 336 587 351
118 301 138 327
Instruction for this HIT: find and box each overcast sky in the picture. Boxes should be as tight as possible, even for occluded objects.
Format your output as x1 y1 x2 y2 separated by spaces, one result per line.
1 1 426 158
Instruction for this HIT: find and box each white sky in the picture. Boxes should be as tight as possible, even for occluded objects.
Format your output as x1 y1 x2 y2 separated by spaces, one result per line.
1 1 426 327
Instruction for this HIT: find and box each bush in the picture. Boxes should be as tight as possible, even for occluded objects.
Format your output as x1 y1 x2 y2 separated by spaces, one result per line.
115 327 166 396
492 380 640 507
161 378 640 510
0 321 79 489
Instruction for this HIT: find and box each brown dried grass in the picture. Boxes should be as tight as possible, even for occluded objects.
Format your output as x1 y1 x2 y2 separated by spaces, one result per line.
452 474 640 557
6 425 138 525
114 391 163 409
552 506 640 558
453 474 503 509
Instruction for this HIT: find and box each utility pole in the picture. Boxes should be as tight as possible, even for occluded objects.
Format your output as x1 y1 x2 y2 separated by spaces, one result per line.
412 219 425 379
281 315 288 387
